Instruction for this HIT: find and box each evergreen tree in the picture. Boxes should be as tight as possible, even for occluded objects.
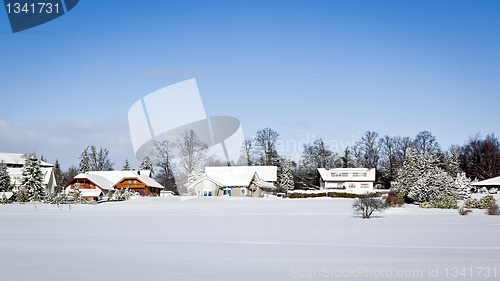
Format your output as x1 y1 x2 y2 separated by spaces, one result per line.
391 148 420 199
79 147 90 173
73 184 81 202
455 172 472 200
122 159 130 171
0 161 12 192
139 156 153 172
53 159 63 193
20 153 44 201
446 146 461 177
279 158 294 192
341 147 356 168
408 169 455 203
16 187 28 202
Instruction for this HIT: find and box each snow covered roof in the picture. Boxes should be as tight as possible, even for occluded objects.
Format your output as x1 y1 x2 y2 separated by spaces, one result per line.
8 167 55 185
113 175 164 189
472 176 500 186
79 189 103 197
254 180 276 190
205 166 278 182
0 152 54 167
73 173 115 190
70 170 164 190
317 168 376 182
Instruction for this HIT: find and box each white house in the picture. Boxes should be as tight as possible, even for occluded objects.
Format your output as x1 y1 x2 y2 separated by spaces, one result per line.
189 166 277 197
0 152 57 193
317 168 376 194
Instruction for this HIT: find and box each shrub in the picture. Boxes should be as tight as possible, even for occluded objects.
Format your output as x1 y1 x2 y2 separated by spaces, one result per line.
458 206 472 216
420 196 458 209
486 203 500 215
479 195 496 209
385 191 404 207
465 198 481 209
353 195 386 219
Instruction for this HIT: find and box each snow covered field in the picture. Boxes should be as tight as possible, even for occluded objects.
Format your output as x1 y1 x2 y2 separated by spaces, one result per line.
1 197 499 281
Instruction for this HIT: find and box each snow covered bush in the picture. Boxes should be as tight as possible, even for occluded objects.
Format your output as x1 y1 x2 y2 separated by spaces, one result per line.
479 195 496 209
55 192 68 204
465 198 481 209
486 203 500 215
1 193 8 204
458 206 472 215
489 188 498 194
419 196 458 209
353 195 386 219
72 186 81 202
385 191 404 207
16 187 28 203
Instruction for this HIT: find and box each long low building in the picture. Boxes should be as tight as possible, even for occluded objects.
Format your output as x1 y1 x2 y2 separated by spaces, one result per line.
471 176 500 192
317 168 376 194
189 166 277 197
64 170 164 201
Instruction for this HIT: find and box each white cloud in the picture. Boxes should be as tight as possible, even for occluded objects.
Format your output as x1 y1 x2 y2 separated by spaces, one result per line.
0 120 139 170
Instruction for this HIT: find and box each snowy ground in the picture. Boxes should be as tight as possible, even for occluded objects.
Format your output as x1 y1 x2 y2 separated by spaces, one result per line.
1 196 499 281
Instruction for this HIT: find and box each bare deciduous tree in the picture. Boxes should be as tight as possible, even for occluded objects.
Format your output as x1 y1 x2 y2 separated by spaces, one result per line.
177 129 208 174
151 140 177 193
353 195 386 219
302 138 333 168
354 131 380 169
255 128 280 166
414 131 441 154
82 145 114 171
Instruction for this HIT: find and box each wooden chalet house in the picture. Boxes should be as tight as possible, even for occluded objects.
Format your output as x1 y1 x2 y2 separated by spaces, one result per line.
64 170 164 201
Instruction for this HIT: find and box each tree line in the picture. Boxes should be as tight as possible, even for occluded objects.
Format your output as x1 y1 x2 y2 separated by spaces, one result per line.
3 128 497 198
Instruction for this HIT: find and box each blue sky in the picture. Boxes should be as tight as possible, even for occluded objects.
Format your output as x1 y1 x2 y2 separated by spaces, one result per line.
1 0 499 169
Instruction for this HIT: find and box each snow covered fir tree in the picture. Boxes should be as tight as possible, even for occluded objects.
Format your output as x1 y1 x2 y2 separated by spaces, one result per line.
391 147 472 206
279 158 294 192
20 153 44 202
0 161 12 192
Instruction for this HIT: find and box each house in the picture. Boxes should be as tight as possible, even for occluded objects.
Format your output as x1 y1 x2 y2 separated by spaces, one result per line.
189 166 277 197
317 168 376 194
0 152 57 193
64 170 164 201
471 176 500 193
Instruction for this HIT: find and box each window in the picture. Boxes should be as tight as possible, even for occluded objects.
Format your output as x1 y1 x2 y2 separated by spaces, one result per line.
134 180 137 183
203 190 211 196
331 173 342 177
128 180 131 184
223 188 232 196
362 173 367 177
361 184 369 188
341 173 348 177
241 189 246 195
349 183 356 188
352 173 359 177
